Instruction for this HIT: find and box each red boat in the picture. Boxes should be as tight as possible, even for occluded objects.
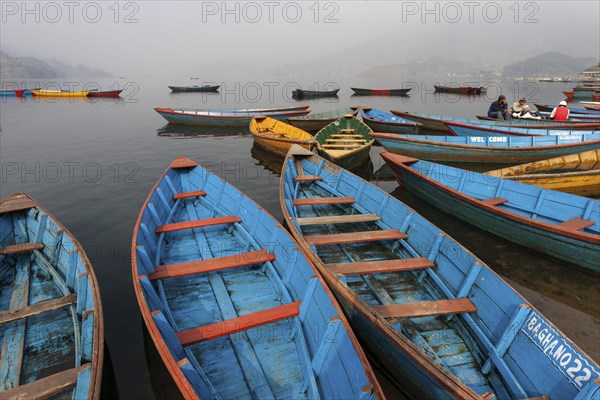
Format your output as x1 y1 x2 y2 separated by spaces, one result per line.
593 94 600 102
87 90 123 98
584 104 600 111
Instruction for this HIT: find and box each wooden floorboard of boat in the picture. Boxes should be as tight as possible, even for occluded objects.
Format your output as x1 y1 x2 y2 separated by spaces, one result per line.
293 197 355 206
327 257 434 275
156 216 240 233
0 293 77 324
1 364 90 399
0 242 44 255
305 230 407 246
177 301 301 346
296 214 380 226
372 298 476 318
149 250 275 280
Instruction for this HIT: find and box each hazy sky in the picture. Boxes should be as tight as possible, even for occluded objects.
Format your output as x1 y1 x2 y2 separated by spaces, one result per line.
1 1 599 76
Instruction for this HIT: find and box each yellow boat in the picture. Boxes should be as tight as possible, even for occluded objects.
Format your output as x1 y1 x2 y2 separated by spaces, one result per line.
485 149 600 197
31 89 90 97
250 116 316 157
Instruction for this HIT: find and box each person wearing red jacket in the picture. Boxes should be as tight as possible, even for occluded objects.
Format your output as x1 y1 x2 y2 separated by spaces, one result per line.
550 100 570 120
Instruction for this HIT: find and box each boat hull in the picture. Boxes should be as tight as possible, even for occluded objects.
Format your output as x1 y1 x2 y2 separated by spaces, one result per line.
287 107 359 133
383 154 600 272
502 170 600 197
155 107 311 127
168 85 220 93
371 133 600 164
361 109 421 135
0 89 25 96
351 87 411 96
315 115 374 170
88 90 123 98
445 121 598 137
292 89 339 99
250 117 315 157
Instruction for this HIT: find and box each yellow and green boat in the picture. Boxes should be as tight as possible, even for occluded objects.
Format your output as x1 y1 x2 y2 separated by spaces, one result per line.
250 116 316 157
485 149 600 197
314 115 374 170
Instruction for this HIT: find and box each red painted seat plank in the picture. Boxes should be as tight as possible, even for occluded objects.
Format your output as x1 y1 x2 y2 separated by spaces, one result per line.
293 197 355 206
173 191 207 200
156 216 240 233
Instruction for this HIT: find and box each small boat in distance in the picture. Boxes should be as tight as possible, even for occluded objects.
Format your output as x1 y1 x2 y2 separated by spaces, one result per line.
0 89 25 96
132 156 383 399
168 85 220 93
314 115 374 170
282 146 600 398
292 88 339 99
351 87 411 96
87 89 123 98
287 107 359 133
434 85 486 95
250 116 316 157
31 89 90 97
0 192 104 399
154 105 310 127
371 133 600 164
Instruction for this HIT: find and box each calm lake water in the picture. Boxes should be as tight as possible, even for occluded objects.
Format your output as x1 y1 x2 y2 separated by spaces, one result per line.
0 77 598 399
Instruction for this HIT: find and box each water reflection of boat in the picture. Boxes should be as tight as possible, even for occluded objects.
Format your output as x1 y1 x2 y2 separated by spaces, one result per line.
156 124 248 138
250 143 285 175
370 163 396 182
142 324 184 400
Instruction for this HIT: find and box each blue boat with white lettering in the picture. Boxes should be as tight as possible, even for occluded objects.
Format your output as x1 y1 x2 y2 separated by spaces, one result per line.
361 108 421 134
0 192 103 399
370 133 600 164
282 146 600 399
132 156 383 399
382 152 600 273
444 120 600 137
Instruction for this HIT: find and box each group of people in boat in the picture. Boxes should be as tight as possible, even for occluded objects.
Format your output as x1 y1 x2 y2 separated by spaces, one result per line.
488 95 570 121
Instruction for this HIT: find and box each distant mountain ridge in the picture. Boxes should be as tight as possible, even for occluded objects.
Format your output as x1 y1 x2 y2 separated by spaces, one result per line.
0 51 112 79
502 52 597 77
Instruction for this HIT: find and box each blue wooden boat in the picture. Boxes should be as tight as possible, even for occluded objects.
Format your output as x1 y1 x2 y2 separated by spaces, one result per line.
370 133 600 164
382 152 600 273
154 106 311 127
361 108 421 135
281 146 600 399
132 156 383 399
287 107 359 133
0 89 25 96
444 121 599 137
390 110 600 132
0 192 103 399
535 103 600 116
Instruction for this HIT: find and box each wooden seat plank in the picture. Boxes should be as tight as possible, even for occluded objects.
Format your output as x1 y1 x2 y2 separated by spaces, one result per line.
156 216 240 233
557 217 595 231
0 293 77 325
0 195 36 215
177 301 301 346
293 197 355 206
305 230 407 246
331 134 362 138
327 257 434 275
295 175 322 183
170 156 198 169
326 139 367 142
149 250 275 280
0 243 44 255
297 214 380 226
373 298 476 319
1 364 89 399
173 190 206 200
480 197 508 207
321 144 363 148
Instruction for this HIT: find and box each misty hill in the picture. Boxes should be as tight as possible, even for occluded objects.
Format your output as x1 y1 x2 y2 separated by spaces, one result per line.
0 51 112 79
502 52 597 77
357 57 498 78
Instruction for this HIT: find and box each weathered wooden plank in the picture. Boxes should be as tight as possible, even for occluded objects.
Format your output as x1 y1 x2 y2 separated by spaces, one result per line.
330 134 362 138
296 214 380 226
170 156 198 169
480 197 508 206
173 190 207 200
0 256 30 390
293 197 355 206
325 139 367 143
0 195 36 215
0 293 77 324
149 250 275 280
295 175 323 183
305 230 407 246
321 144 363 149
177 301 301 346
327 257 434 275
1 364 90 400
0 242 44 255
557 217 595 231
372 298 476 318
155 216 240 233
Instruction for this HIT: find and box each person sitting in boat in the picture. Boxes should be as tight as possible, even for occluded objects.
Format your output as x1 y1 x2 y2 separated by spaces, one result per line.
513 104 541 119
488 95 511 120
549 100 570 120
509 97 527 115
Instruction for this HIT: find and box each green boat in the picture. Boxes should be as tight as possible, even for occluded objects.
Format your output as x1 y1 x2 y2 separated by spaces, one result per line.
314 115 374 170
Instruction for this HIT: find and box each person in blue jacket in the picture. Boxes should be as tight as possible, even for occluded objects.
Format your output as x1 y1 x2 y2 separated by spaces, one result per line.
488 95 511 120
